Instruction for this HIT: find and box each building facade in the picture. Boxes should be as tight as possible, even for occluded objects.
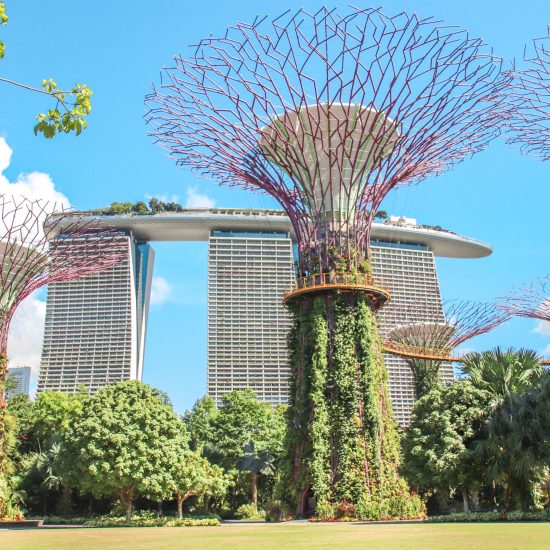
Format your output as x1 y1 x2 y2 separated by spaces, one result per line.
6 366 31 398
38 209 489 422
371 239 454 425
207 230 295 405
38 232 154 393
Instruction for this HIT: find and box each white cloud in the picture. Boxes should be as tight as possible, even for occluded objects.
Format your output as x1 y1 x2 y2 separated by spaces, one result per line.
534 320 550 335
7 293 46 379
0 138 70 207
150 276 172 306
0 137 72 386
185 186 215 208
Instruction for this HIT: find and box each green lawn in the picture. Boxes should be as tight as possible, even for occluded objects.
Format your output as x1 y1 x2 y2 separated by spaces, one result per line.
1 522 549 550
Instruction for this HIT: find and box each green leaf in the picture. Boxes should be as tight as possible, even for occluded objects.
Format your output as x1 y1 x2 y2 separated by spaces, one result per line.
0 2 8 25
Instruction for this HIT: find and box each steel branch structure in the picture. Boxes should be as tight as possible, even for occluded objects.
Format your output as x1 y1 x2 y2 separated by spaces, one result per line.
383 300 508 361
502 29 550 161
499 276 550 323
0 194 127 386
146 6 507 277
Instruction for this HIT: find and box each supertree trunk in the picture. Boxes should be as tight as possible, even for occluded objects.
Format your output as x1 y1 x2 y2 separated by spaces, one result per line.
281 294 420 518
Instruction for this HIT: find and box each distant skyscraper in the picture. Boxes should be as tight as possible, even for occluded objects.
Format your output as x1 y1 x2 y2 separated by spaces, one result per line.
207 230 295 405
38 232 154 393
6 366 31 398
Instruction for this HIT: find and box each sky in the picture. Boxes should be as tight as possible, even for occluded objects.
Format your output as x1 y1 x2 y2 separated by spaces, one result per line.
0 0 548 413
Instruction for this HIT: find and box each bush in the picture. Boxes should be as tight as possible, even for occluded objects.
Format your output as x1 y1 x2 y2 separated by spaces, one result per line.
235 503 266 520
429 510 550 522
335 500 356 520
265 500 288 522
83 514 220 528
315 501 336 521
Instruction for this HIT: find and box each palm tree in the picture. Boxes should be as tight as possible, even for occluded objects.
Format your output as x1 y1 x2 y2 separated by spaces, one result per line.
34 440 73 515
460 348 542 402
461 348 547 511
236 441 275 511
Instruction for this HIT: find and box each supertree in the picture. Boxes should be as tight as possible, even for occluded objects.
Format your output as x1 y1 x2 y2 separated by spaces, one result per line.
501 29 549 160
499 276 550 365
146 7 507 517
0 194 127 519
383 300 509 399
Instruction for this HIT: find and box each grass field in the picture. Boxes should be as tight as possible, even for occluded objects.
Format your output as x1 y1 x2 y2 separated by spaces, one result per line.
1 521 549 550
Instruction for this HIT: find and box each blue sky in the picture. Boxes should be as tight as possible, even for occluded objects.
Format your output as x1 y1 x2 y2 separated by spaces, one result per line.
0 1 548 413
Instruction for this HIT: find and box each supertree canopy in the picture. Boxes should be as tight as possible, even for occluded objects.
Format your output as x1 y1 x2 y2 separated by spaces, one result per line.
383 300 508 398
146 6 506 277
502 30 549 161
146 6 508 519
0 194 126 519
499 276 550 323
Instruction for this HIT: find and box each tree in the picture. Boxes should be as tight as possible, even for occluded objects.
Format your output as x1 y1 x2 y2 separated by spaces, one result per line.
0 2 92 137
236 441 276 511
169 450 230 518
213 390 284 509
213 390 283 463
132 201 150 216
460 352 548 511
460 348 543 402
65 381 188 520
183 396 218 455
402 380 490 513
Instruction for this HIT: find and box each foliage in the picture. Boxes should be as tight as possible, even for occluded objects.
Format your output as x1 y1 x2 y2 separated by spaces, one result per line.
169 450 231 518
402 380 490 512
88 199 186 217
183 395 218 454
429 509 550 522
265 499 288 522
64 381 188 520
460 348 543 402
280 294 420 518
235 503 266 520
0 3 92 137
83 511 220 527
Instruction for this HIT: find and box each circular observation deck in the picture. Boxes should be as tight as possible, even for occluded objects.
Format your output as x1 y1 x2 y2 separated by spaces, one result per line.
282 272 390 309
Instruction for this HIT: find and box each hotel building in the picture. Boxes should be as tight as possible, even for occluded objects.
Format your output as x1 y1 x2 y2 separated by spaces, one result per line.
38 209 489 422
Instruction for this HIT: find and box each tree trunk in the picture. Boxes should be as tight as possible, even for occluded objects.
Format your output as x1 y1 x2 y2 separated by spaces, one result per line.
119 488 134 521
177 495 183 519
203 494 209 514
157 500 163 518
462 486 470 514
251 472 258 511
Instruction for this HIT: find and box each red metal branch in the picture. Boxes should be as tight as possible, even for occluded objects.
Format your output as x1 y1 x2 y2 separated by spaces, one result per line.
0 194 127 355
501 29 550 161
146 7 507 276
499 276 550 323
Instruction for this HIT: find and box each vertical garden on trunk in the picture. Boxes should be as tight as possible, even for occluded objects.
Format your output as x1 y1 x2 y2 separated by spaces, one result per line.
280 293 422 518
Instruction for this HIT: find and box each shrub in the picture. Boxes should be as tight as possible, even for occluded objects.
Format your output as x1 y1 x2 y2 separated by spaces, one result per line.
315 501 336 521
235 503 266 520
83 514 220 528
429 510 550 523
335 500 356 519
265 500 287 522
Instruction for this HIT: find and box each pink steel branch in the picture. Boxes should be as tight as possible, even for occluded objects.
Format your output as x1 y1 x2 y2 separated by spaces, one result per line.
0 194 127 377
146 7 508 276
499 276 550 324
502 29 549 161
383 300 508 361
